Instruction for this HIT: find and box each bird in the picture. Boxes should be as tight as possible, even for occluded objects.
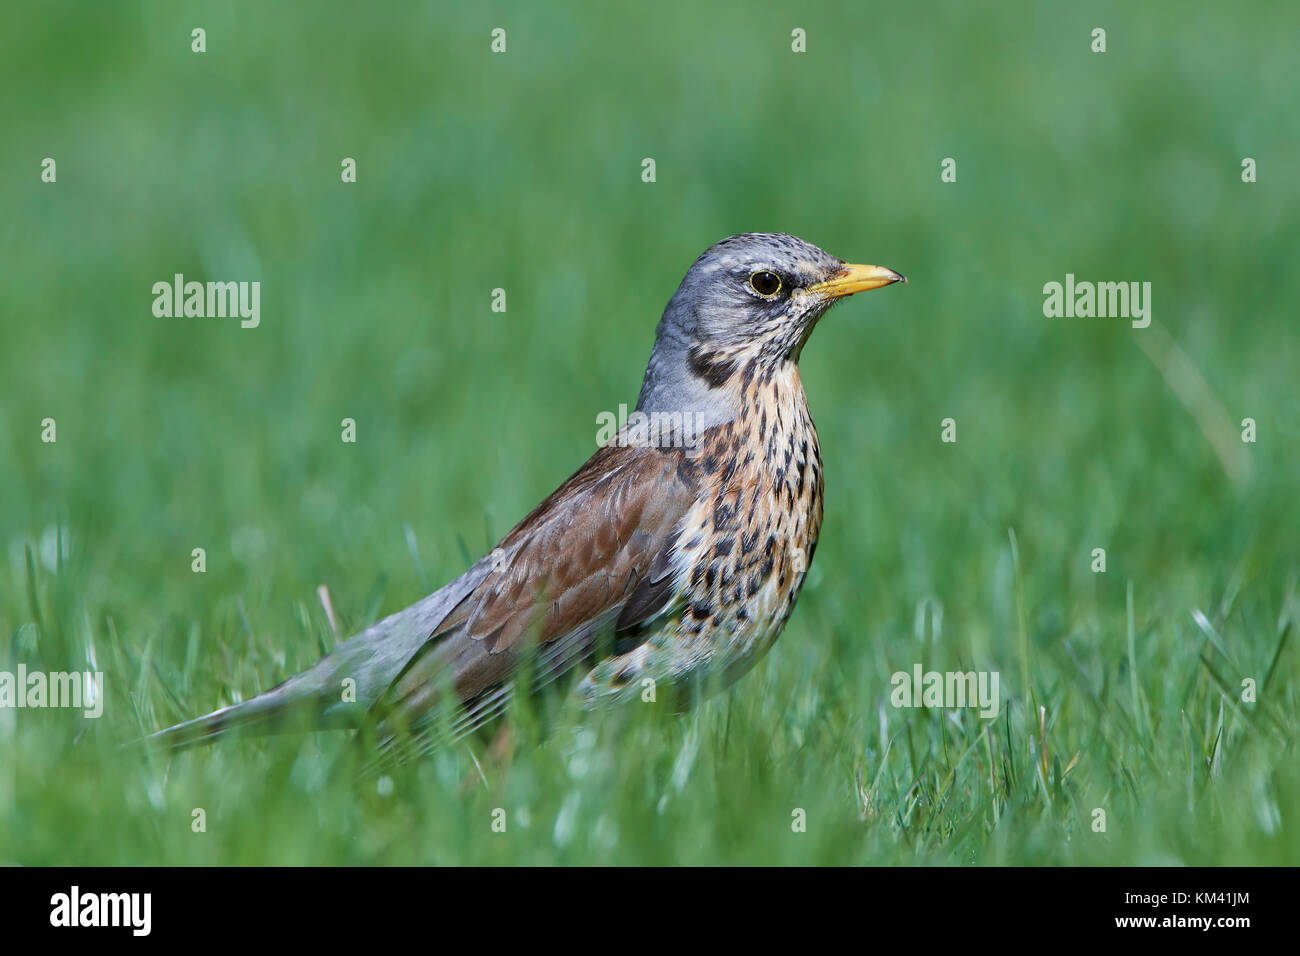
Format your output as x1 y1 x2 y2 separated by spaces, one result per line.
147 233 905 763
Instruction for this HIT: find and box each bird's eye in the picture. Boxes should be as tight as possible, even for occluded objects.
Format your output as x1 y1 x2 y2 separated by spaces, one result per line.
749 271 782 297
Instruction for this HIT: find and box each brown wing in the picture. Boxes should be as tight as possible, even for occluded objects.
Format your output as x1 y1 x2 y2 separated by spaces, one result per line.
366 440 700 754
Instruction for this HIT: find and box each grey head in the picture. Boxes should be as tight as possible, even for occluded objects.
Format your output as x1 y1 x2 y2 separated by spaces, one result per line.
636 232 904 427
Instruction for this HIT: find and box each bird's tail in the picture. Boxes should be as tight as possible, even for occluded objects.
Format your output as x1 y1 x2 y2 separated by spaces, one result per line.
143 553 497 751
142 666 358 750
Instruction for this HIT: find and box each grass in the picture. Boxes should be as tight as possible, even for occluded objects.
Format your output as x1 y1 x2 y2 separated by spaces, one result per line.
1 0 1297 865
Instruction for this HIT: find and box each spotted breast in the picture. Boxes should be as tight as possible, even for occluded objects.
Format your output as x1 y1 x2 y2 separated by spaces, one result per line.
578 350 823 703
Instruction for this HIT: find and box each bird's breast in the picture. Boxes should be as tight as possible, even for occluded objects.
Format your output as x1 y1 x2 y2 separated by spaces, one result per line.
660 358 824 684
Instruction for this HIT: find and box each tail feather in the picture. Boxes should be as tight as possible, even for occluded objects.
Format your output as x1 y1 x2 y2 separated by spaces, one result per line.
144 553 497 751
143 681 329 749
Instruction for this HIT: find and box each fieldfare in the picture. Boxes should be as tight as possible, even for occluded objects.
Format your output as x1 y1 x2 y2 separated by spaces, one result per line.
149 233 905 760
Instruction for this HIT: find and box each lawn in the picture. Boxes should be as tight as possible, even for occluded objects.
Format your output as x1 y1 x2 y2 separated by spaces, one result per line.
0 0 1296 865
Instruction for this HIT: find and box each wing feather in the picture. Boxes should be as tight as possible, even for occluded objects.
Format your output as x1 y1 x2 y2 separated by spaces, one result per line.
366 440 698 756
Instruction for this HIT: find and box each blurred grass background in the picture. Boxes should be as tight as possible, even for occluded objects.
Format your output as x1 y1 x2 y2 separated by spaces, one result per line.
0 0 1296 864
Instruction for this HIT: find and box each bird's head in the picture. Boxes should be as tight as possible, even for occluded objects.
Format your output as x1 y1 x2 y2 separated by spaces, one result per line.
635 233 905 429
658 232 905 364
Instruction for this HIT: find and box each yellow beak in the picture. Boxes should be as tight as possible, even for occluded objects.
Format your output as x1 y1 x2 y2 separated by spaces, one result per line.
807 263 907 300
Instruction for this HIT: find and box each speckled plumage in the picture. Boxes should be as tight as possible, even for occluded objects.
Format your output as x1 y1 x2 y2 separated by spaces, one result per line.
147 234 904 762
578 352 824 705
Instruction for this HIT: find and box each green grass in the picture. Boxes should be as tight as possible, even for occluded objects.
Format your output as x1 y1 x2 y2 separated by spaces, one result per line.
1 0 1297 865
